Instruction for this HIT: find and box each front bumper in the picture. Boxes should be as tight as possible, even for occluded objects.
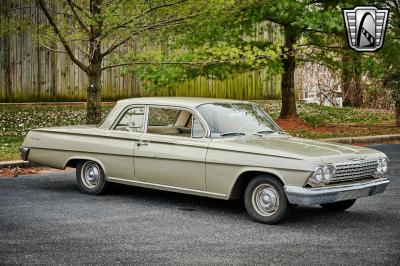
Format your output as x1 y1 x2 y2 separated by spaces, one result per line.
285 178 390 205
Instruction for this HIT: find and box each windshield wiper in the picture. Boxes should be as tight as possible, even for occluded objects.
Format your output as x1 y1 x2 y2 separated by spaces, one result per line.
254 130 275 135
220 132 246 137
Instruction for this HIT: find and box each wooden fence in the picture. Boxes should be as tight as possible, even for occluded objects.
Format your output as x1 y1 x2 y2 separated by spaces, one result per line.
0 0 282 102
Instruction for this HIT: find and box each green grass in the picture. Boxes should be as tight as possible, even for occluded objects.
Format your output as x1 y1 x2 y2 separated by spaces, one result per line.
298 104 394 125
0 136 24 161
284 130 337 139
255 101 395 125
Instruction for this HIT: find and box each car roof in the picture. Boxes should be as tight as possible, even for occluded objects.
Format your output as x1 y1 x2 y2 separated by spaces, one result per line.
99 97 251 129
117 97 249 109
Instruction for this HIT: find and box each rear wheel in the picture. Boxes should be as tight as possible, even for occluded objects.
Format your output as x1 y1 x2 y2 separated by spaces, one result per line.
320 199 356 211
244 175 291 224
76 161 108 195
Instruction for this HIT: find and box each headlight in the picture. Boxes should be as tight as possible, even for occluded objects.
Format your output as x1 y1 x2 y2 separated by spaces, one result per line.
315 167 324 182
307 164 336 187
377 158 388 174
323 165 335 182
382 159 388 173
377 160 383 173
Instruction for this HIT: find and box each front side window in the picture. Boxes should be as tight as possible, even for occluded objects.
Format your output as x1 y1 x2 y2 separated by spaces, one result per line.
114 106 145 132
196 103 280 138
147 107 204 138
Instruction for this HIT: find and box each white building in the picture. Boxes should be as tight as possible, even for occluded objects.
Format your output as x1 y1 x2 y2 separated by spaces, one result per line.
297 63 343 107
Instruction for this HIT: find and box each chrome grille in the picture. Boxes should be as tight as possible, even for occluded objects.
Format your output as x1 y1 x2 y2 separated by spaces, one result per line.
332 160 378 183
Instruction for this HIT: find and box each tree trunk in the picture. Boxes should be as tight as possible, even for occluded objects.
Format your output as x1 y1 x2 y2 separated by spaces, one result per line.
341 53 352 107
352 56 363 107
86 69 102 124
86 50 103 124
341 53 363 107
279 27 298 119
396 100 400 127
1 0 12 101
86 0 103 124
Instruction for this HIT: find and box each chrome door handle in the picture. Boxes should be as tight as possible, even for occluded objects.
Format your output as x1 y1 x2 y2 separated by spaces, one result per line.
136 141 149 147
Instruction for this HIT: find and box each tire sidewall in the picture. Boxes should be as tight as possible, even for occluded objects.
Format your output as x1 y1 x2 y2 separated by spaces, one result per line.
244 175 290 224
76 161 107 195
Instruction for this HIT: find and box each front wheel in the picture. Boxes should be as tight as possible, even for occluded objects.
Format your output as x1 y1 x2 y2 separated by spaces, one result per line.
76 161 108 195
320 199 356 211
244 175 291 224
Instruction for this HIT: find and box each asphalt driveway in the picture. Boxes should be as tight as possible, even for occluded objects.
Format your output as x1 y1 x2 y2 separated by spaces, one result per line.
1 144 399 265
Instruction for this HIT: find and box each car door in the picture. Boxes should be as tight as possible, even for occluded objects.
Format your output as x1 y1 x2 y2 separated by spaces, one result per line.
134 105 210 191
105 105 145 180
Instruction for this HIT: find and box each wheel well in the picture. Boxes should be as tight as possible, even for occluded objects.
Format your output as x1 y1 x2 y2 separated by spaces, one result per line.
65 159 83 168
229 171 283 200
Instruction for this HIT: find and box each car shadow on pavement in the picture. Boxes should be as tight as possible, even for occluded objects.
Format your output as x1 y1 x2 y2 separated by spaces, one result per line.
106 182 246 214
33 175 389 226
283 205 386 227
105 182 386 226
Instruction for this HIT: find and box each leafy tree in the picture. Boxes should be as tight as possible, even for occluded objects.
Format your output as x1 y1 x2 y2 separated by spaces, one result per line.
1 0 207 123
352 0 400 126
132 0 346 119
376 0 400 126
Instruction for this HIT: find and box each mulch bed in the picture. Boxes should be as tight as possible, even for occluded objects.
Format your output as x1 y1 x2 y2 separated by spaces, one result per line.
0 167 45 177
0 167 72 177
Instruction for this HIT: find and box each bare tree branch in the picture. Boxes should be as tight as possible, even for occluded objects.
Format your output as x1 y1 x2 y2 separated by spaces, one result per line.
101 36 132 58
37 42 67 53
101 55 274 71
101 13 197 58
36 0 88 72
101 61 194 70
102 0 187 37
69 0 92 19
67 0 89 32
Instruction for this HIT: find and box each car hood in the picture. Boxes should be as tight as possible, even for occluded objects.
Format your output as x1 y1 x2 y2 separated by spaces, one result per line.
210 135 385 163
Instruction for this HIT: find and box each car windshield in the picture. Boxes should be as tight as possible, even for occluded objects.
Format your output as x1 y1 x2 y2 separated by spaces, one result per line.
196 103 282 137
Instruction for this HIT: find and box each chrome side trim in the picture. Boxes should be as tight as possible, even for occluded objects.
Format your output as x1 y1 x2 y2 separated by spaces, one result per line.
32 129 142 142
30 147 134 157
285 178 390 205
107 177 228 199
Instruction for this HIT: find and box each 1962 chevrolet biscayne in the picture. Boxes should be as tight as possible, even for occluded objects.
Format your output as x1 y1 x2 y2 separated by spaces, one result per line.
20 97 390 224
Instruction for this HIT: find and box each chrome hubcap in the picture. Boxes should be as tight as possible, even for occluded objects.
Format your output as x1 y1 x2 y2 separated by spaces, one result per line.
252 184 279 216
82 162 100 188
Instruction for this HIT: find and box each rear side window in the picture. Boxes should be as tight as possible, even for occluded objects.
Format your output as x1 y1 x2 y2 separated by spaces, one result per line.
147 107 204 138
148 108 180 126
114 106 145 132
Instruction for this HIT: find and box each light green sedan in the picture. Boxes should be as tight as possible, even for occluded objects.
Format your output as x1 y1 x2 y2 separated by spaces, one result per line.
20 97 390 224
